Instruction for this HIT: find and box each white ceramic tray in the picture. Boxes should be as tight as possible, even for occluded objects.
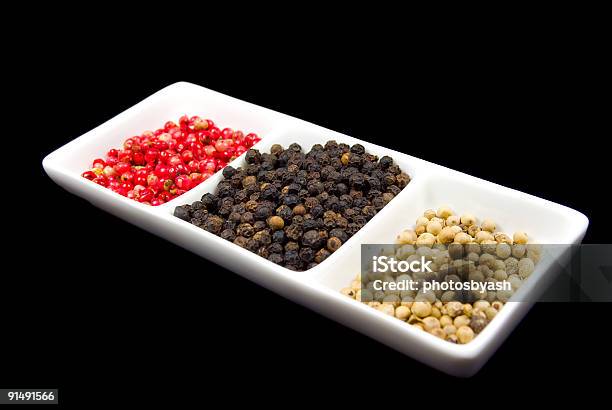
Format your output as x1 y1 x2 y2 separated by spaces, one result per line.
42 82 589 377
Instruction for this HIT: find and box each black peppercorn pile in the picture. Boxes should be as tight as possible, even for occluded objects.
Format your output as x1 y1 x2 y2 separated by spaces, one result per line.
173 141 411 271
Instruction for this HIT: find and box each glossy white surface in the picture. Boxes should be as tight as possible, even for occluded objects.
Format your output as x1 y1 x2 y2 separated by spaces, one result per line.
42 82 589 376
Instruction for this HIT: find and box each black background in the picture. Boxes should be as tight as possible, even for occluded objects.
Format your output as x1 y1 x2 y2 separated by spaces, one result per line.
5 35 611 407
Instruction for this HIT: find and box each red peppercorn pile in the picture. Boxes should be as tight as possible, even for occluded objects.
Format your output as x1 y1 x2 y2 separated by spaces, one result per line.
173 141 411 271
81 115 261 205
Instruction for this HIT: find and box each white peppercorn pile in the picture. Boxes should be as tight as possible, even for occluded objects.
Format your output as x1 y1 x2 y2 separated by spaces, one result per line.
341 206 541 343
174 141 411 271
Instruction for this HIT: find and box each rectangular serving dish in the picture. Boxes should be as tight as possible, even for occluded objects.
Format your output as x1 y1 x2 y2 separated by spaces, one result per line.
42 82 589 377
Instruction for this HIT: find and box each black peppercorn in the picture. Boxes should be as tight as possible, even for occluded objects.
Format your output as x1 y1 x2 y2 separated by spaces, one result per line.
220 229 236 241
240 212 255 224
285 224 303 241
174 206 190 221
237 223 255 238
285 250 301 266
255 206 272 220
253 221 267 232
307 205 323 219
362 206 377 218
222 166 238 179
222 220 236 231
327 237 342 252
379 156 393 169
329 228 348 243
268 253 284 265
372 197 385 210
285 241 300 253
204 216 224 234
315 248 331 263
246 239 260 252
234 236 248 248
299 247 315 262
245 149 261 164
276 205 293 220
293 204 306 216
396 173 411 188
283 194 299 207
270 144 284 156
302 218 319 231
302 230 320 248
272 230 286 244
253 231 271 246
200 193 218 211
175 140 409 271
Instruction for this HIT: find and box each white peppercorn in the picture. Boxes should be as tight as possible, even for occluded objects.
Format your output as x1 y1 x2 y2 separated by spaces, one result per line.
436 205 453 219
416 233 436 247
494 269 508 281
468 271 485 283
438 227 456 244
467 224 481 237
512 244 526 258
507 275 523 290
430 328 446 339
484 306 498 320
454 232 472 244
443 325 457 336
505 257 519 275
473 300 490 310
416 216 429 227
415 225 426 236
395 305 411 320
457 325 474 344
496 243 512 259
481 219 496 233
454 315 470 328
396 229 417 245
496 289 513 303
440 315 453 327
469 315 487 333
513 231 528 245
465 243 481 255
462 303 473 316
460 213 476 226
491 301 504 311
424 209 437 220
422 317 441 332
475 230 494 243
431 217 445 226
494 233 513 245
493 259 506 271
445 301 463 319
411 301 432 318
481 240 498 254
446 215 461 227
466 252 480 263
426 220 443 235
518 257 535 278
450 225 463 234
